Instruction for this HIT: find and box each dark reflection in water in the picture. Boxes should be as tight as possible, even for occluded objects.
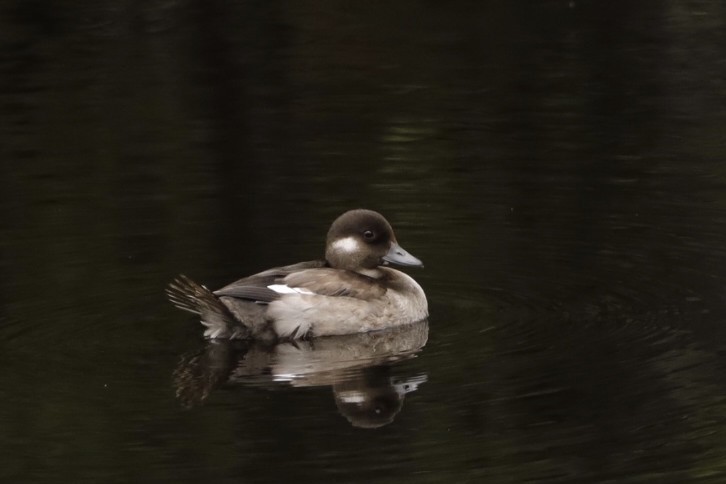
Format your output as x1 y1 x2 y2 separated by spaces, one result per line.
3 0 726 483
173 322 428 428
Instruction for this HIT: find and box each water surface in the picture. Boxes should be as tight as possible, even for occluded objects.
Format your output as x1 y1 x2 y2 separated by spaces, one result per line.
3 1 726 482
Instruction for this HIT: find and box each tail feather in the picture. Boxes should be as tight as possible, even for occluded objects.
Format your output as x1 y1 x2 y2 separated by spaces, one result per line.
166 275 251 339
166 275 207 315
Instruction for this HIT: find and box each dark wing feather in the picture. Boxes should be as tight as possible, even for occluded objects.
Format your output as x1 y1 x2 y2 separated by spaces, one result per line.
283 269 387 299
213 286 280 302
213 260 326 302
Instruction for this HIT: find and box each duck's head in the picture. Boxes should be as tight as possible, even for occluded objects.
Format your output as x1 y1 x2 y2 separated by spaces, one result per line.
324 209 423 272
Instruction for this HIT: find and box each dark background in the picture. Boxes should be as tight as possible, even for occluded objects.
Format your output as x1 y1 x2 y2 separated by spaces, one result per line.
3 1 726 482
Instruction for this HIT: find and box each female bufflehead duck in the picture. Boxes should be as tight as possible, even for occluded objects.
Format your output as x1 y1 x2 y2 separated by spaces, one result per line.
167 209 428 340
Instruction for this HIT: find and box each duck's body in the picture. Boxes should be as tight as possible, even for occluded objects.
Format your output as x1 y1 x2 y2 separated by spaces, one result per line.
167 209 428 341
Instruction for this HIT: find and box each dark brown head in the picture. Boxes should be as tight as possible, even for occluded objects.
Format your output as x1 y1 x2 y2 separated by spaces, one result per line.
324 209 423 271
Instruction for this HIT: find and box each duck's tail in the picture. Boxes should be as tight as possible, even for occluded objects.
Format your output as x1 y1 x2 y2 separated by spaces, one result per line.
166 275 251 339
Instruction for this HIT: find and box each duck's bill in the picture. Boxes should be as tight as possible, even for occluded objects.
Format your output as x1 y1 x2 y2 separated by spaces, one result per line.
383 242 424 268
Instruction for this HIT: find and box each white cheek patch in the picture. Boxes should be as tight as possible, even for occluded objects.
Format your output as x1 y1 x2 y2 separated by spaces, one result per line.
268 284 315 295
332 236 361 253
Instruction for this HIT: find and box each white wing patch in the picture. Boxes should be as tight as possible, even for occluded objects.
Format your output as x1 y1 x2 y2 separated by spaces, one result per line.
331 236 361 253
268 284 315 295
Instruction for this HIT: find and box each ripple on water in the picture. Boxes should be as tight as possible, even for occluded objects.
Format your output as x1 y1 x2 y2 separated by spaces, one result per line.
416 272 726 480
398 285 726 482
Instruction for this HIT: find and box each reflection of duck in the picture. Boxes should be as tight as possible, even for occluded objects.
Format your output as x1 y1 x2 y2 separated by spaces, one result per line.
167 209 427 340
173 322 428 428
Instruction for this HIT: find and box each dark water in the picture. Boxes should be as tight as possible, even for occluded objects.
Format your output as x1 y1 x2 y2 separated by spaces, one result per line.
3 1 726 482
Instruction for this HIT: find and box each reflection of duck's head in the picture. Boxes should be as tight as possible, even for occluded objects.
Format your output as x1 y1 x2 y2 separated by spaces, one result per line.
333 367 427 429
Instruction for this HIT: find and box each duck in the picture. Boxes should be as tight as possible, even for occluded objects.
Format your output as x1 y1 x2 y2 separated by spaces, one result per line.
167 209 428 341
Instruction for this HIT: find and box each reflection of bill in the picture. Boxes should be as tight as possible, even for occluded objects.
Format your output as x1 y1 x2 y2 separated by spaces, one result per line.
173 321 428 428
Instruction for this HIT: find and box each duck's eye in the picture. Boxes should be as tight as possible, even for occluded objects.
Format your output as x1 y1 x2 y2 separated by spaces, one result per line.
363 230 375 240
